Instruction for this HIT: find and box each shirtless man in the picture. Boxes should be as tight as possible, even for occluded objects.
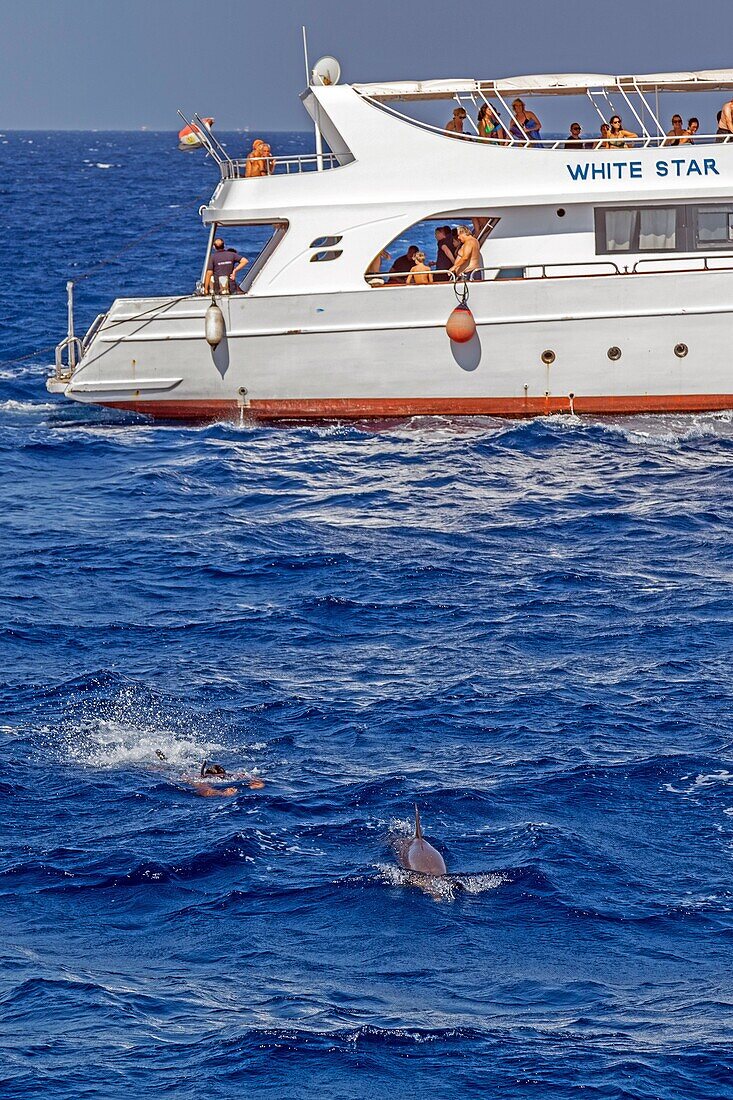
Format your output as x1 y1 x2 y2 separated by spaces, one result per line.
406 251 433 285
449 226 482 280
717 98 733 142
244 138 275 177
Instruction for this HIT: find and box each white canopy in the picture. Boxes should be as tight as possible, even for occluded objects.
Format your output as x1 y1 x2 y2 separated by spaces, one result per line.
354 69 733 101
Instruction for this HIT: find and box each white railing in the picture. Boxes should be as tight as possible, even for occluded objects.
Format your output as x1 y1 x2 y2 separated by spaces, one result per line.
220 152 341 179
359 94 725 150
366 253 733 286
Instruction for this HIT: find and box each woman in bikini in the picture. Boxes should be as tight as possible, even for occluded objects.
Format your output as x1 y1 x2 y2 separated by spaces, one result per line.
477 103 507 143
606 115 638 150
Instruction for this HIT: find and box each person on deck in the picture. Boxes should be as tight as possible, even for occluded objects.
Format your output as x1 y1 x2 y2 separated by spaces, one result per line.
664 114 687 146
449 226 482 281
477 103 506 142
716 98 733 142
445 107 468 136
406 251 433 285
606 115 637 149
204 238 249 295
686 117 700 143
388 245 420 285
563 123 587 149
509 99 542 143
244 138 275 177
434 226 455 282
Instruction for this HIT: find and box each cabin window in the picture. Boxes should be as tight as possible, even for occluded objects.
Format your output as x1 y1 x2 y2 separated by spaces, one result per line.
201 221 288 295
695 206 733 248
310 250 343 262
310 235 342 248
595 206 680 253
639 208 677 250
364 215 500 286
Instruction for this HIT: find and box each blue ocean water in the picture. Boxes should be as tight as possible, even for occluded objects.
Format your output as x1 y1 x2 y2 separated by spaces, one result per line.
2 131 733 1099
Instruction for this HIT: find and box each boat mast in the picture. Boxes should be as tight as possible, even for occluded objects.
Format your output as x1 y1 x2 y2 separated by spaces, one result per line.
302 25 324 171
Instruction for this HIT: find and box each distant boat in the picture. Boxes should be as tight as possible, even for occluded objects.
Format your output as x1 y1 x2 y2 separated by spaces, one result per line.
178 118 214 149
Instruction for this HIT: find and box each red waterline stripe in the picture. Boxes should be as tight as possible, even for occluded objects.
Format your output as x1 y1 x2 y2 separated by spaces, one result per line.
103 394 733 421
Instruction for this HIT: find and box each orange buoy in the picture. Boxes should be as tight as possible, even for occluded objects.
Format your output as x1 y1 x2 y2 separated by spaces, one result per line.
446 302 476 343
248 778 265 790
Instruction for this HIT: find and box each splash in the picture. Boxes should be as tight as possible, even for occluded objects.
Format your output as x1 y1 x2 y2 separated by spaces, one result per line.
54 683 224 772
376 863 509 902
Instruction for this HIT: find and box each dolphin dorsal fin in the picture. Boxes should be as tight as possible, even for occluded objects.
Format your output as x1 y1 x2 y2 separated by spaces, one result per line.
414 805 423 839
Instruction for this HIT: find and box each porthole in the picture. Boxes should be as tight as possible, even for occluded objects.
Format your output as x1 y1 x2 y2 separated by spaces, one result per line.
556 208 566 217
310 235 342 248
310 250 343 262
674 342 688 358
541 349 556 365
607 346 622 361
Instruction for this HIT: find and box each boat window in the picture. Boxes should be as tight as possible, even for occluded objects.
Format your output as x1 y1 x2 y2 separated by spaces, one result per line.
310 236 342 248
311 250 343 262
639 208 677 250
200 221 288 295
595 207 680 253
365 215 500 286
695 206 733 248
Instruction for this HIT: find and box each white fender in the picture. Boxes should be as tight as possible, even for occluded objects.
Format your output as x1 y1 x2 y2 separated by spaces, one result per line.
205 301 225 348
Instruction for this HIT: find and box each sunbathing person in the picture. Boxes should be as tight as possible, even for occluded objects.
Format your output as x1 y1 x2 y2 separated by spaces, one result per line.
445 107 468 136
664 113 687 146
244 138 275 177
477 103 506 142
685 117 700 143
606 115 637 149
406 251 433 285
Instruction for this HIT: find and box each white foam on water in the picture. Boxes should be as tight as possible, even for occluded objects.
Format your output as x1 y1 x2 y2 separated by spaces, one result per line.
94 163 115 169
0 399 57 413
376 862 508 902
55 684 225 772
62 716 222 771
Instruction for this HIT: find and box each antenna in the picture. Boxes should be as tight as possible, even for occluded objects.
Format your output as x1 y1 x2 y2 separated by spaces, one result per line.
309 56 341 172
301 26 310 86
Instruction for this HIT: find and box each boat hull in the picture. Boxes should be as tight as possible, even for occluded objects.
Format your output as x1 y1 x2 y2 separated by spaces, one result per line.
53 270 733 421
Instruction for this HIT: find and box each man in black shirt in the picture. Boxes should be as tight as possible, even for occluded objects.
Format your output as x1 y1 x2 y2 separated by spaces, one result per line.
204 238 249 294
563 122 588 149
387 245 419 285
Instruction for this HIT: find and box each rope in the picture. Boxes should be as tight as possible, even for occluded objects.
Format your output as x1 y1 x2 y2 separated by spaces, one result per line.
0 188 212 370
69 188 211 285
0 344 61 369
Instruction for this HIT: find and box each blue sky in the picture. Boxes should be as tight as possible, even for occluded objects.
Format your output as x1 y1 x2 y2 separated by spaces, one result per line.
1 0 732 130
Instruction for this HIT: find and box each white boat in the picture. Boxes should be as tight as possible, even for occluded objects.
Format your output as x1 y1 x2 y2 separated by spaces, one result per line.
49 69 733 420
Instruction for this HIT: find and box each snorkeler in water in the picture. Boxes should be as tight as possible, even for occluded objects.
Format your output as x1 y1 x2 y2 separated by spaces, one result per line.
152 753 264 796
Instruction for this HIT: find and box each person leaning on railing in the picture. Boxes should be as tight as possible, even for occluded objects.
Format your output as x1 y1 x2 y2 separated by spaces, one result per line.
606 115 637 149
244 138 276 177
509 99 541 143
477 103 507 142
449 226 482 281
717 97 733 142
663 113 687 146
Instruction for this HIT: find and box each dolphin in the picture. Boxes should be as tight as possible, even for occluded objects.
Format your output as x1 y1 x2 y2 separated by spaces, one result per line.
397 807 447 876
